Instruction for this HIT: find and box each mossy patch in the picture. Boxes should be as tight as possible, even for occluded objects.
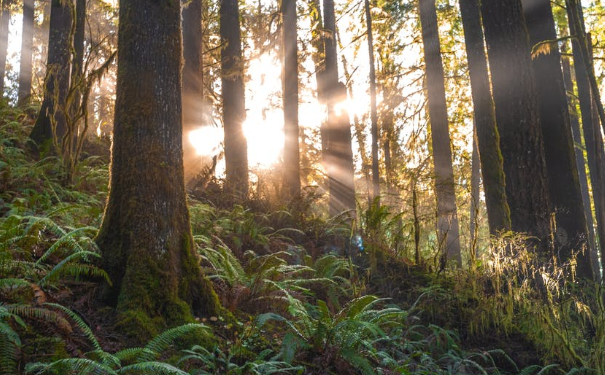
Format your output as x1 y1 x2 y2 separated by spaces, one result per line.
115 309 164 342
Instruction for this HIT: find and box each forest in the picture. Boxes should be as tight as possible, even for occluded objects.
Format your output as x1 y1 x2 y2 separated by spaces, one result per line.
2 0 605 373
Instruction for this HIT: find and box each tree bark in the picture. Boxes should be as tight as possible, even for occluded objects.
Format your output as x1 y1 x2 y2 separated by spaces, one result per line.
470 131 480 266
323 0 356 217
18 0 35 106
418 0 461 266
220 0 249 199
480 0 552 252
96 0 220 341
458 0 511 235
365 0 379 201
562 55 601 279
522 0 592 278
29 0 72 152
0 0 11 96
567 3 605 278
69 0 86 118
182 0 204 183
282 0 301 198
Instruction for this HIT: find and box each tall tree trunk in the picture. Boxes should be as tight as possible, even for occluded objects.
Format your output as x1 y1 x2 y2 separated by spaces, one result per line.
567 0 605 135
365 0 379 201
0 0 11 96
69 0 85 118
182 0 204 184
480 0 552 252
522 0 592 278
469 131 480 267
562 55 600 278
567 3 605 278
96 0 220 341
458 0 511 235
29 0 72 152
323 0 356 216
418 0 461 266
308 0 329 159
282 0 300 198
220 0 248 199
18 0 35 106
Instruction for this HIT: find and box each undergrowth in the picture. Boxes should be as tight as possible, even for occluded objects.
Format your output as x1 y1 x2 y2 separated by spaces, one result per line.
1 101 602 374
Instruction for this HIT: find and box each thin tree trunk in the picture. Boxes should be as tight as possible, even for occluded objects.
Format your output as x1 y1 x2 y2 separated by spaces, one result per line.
469 131 480 267
323 0 356 217
96 0 220 341
522 0 592 278
282 0 300 198
567 3 605 278
562 54 600 279
0 0 11 96
566 0 605 136
220 0 249 199
480 0 552 252
182 0 204 184
458 0 511 235
308 0 329 160
418 0 461 266
365 0 379 201
29 0 72 152
18 0 35 106
69 0 85 119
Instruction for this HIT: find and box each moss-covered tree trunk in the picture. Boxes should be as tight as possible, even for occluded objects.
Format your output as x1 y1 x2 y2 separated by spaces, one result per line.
29 0 72 151
220 0 249 199
458 0 511 235
0 0 10 96
282 0 301 198
418 0 461 266
96 0 220 341
480 0 552 252
522 0 592 278
182 0 204 184
323 0 356 217
18 0 35 106
68 0 86 118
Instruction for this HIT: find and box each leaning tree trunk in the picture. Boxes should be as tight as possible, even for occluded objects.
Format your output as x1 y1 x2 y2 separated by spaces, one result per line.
18 0 35 106
323 0 356 217
29 0 72 152
282 0 301 198
418 0 461 266
0 0 11 96
182 0 204 184
458 0 511 235
522 0 592 279
220 0 249 199
365 0 379 201
562 54 600 279
96 0 221 342
480 0 552 253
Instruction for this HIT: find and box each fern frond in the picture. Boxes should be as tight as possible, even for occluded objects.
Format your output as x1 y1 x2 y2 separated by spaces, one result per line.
5 304 71 332
36 226 98 265
43 303 101 351
118 361 189 375
25 357 117 375
138 323 210 362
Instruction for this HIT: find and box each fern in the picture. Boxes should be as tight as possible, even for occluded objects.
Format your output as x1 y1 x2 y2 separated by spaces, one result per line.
137 323 210 362
44 303 101 351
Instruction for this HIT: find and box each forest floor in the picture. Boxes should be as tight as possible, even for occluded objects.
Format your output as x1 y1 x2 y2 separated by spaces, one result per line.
2 103 604 374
